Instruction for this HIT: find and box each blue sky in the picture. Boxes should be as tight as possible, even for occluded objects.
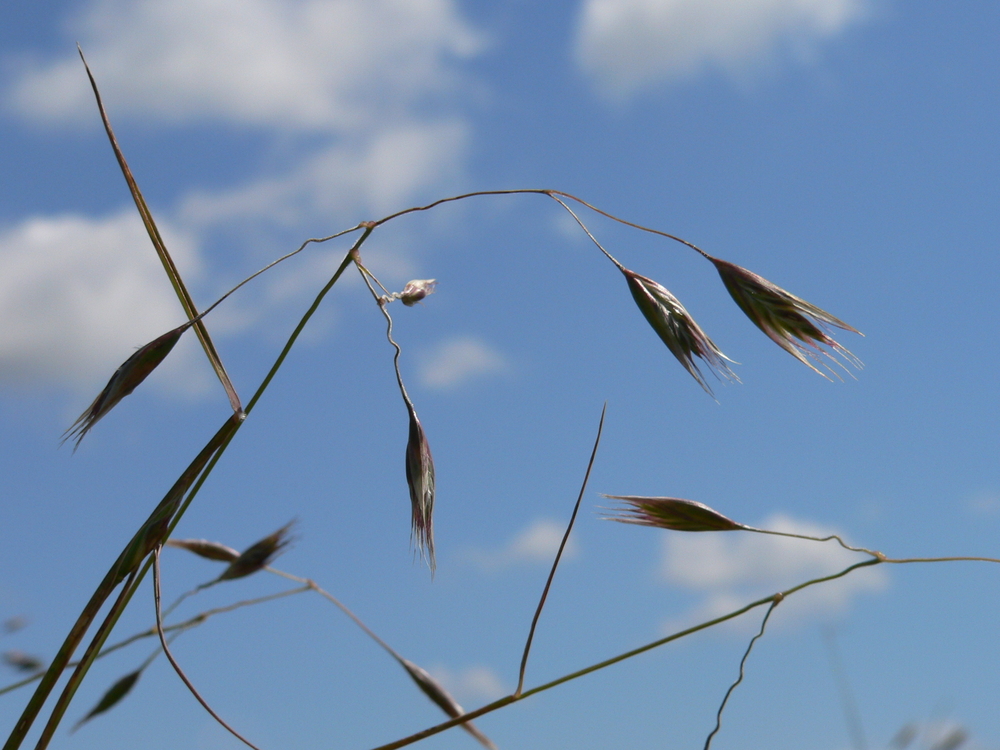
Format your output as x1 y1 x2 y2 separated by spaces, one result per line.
2 1 999 749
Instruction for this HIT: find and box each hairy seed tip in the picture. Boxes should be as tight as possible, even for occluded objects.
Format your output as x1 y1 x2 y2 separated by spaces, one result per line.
405 409 436 572
72 670 141 732
400 659 498 750
218 521 295 581
63 322 190 448
604 495 744 532
399 279 437 306
711 258 862 378
165 538 240 562
623 268 738 396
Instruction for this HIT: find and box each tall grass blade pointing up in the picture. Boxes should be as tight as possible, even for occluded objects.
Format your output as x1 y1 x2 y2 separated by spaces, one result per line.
78 47 242 415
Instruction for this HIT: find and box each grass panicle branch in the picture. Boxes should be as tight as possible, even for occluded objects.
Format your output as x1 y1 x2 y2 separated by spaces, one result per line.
356 260 437 572
152 548 261 750
703 597 781 750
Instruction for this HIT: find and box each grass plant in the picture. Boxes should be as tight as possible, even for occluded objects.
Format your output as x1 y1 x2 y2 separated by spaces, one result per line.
3 49 997 750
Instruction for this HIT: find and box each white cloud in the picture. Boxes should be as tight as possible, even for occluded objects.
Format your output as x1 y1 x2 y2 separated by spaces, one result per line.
574 0 869 97
9 0 482 131
659 513 886 632
418 336 508 389
430 664 507 703
0 211 210 390
466 518 577 570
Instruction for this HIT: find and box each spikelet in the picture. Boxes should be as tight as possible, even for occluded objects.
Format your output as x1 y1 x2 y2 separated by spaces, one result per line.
604 495 744 532
218 522 295 581
63 321 192 448
712 258 862 377
623 268 738 395
400 659 498 750
72 670 141 732
405 409 436 572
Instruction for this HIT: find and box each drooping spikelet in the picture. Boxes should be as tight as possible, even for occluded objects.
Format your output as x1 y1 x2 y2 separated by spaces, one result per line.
405 409 436 572
712 258 862 377
623 267 738 396
72 670 141 732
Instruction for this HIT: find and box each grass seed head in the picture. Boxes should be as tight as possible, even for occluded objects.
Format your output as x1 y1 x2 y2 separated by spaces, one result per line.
63 322 189 448
165 538 240 562
399 279 437 306
604 495 744 532
712 258 862 377
72 670 141 732
624 268 738 396
400 659 498 750
405 409 436 572
218 521 295 581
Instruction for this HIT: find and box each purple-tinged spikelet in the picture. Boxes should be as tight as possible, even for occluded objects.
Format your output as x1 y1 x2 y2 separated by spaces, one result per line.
712 258 862 377
218 521 295 581
400 659 497 750
405 409 436 572
165 538 240 563
63 321 191 448
624 268 738 396
605 495 744 532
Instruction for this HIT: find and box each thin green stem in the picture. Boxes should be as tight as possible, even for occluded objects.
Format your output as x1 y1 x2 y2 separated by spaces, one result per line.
153 548 260 750
516 403 606 696
741 526 884 559
368 559 882 750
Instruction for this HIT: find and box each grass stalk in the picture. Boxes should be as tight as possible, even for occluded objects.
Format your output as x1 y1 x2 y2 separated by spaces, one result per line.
516 403 606 696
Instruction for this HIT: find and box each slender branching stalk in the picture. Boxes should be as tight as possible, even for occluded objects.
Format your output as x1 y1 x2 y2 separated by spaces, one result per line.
704 596 781 750
152 548 261 750
516 403 606 696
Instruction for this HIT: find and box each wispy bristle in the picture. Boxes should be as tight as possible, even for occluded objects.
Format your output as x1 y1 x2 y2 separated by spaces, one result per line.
623 268 738 396
405 410 436 572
